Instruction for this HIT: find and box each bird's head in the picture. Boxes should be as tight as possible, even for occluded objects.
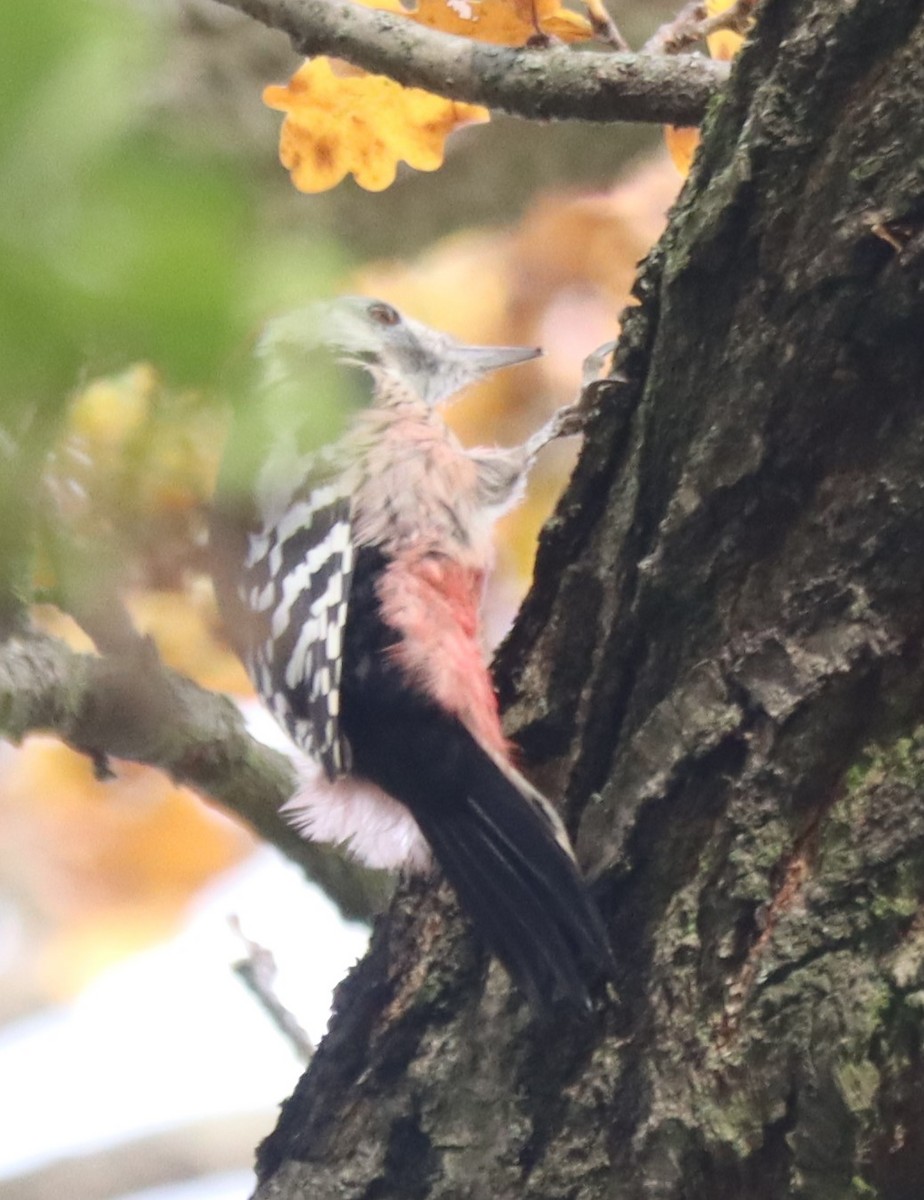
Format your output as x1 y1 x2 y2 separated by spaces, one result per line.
257 296 541 407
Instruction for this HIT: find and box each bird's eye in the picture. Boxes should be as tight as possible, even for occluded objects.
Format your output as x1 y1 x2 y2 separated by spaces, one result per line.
367 302 400 327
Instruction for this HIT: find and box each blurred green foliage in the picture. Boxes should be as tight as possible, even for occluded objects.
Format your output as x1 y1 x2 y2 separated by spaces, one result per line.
0 0 346 424
0 0 351 621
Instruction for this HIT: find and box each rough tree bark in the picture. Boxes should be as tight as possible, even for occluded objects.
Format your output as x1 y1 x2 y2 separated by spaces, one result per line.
252 1 924 1197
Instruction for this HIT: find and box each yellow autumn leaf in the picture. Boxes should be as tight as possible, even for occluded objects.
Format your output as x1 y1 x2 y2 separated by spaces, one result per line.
265 0 594 193
51 365 220 523
68 364 157 450
44 365 223 616
265 59 489 193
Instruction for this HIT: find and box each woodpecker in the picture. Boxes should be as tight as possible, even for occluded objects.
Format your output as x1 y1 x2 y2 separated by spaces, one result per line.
211 296 614 1014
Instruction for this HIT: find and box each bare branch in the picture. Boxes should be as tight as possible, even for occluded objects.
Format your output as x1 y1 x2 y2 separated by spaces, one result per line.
0 629 390 921
211 0 729 125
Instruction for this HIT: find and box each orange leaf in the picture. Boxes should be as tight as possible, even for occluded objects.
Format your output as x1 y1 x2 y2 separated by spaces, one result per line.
706 0 746 60
265 0 594 193
354 0 592 44
664 124 700 175
264 59 489 193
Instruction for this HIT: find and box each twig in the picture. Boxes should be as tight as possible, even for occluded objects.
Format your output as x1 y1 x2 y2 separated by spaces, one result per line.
645 0 757 56
230 916 314 1063
211 0 729 125
583 0 630 53
643 1 706 55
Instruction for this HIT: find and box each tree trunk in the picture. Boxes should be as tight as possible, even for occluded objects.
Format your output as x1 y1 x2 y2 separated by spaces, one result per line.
254 2 924 1196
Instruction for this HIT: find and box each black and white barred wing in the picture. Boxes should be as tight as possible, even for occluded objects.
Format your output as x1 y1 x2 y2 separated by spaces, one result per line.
242 448 355 779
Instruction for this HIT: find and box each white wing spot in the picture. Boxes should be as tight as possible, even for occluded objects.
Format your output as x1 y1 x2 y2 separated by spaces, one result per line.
250 581 276 611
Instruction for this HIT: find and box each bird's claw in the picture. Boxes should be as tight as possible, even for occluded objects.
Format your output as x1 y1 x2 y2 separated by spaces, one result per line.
580 339 619 391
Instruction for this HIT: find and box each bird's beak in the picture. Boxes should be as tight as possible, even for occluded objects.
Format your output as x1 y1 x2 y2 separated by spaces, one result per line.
453 343 543 376
415 328 542 406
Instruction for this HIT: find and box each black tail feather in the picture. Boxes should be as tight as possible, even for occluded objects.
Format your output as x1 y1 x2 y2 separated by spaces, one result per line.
421 806 591 1013
466 783 612 968
345 707 614 1013
409 747 614 1014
